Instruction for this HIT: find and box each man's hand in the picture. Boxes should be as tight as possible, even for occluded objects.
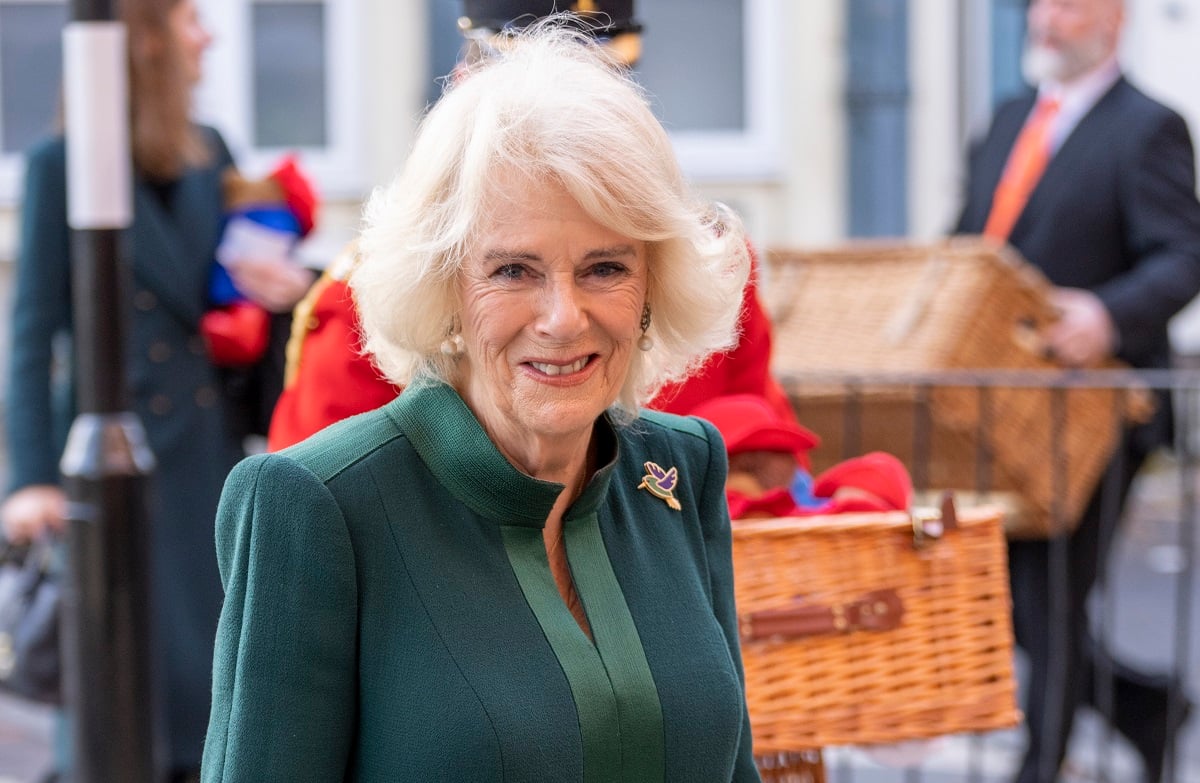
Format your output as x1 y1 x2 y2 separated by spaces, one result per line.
1044 287 1117 368
1 485 66 544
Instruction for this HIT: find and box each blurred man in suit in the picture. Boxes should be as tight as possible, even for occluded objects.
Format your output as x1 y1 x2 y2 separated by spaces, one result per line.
956 1 1200 780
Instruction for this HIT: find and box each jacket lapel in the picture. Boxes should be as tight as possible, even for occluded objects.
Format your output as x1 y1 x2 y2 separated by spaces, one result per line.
1011 77 1127 239
130 167 225 328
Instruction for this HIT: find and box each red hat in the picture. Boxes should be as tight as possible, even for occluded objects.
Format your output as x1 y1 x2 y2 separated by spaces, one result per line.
811 451 912 511
269 155 320 237
691 394 820 459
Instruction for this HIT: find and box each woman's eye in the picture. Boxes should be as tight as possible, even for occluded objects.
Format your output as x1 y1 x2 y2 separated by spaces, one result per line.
492 263 529 281
587 261 629 279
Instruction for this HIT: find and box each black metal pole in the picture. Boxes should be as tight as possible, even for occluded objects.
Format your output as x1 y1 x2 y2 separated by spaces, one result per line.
59 1 160 781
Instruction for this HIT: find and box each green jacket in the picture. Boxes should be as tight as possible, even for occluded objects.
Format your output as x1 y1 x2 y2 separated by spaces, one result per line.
203 383 760 782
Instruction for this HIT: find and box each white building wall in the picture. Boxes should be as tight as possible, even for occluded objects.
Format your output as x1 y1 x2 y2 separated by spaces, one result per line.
766 0 847 248
1122 0 1200 351
1124 0 1200 176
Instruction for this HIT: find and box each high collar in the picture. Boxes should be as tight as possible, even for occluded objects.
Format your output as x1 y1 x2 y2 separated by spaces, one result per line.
385 382 619 529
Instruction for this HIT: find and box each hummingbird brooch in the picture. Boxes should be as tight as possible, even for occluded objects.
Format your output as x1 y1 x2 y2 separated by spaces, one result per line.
638 461 681 510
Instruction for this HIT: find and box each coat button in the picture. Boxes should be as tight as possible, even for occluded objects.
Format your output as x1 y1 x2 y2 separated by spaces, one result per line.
149 394 172 416
148 341 171 363
306 315 320 330
134 290 157 311
194 386 218 408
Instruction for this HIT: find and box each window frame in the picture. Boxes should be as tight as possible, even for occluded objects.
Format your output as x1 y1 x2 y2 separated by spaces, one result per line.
194 0 364 197
0 0 364 206
426 0 784 185
662 0 784 183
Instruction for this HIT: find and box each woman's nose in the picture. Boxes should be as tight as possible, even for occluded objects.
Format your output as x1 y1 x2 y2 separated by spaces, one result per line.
538 279 588 338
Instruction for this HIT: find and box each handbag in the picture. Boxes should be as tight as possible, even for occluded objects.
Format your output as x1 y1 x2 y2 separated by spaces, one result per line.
0 537 61 704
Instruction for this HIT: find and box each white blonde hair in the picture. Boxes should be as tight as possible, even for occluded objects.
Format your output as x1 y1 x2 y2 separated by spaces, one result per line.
353 20 749 412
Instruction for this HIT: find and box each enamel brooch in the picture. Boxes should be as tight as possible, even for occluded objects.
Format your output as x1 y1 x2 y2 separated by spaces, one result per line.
638 461 681 510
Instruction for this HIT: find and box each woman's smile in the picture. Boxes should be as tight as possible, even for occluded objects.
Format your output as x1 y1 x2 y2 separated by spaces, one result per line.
526 355 595 378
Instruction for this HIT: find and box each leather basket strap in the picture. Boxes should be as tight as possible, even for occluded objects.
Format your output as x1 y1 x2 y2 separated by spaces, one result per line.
739 589 904 643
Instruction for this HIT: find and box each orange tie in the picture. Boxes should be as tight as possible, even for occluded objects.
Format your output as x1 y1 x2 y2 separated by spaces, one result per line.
983 96 1061 242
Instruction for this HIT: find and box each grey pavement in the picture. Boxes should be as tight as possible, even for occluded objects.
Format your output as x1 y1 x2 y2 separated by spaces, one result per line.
0 695 51 783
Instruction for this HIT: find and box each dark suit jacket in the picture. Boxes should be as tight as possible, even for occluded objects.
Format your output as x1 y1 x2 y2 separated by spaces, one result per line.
202 383 759 782
956 77 1200 370
6 128 246 769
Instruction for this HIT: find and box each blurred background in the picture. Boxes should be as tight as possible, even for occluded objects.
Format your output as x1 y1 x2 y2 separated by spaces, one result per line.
0 0 1197 262
1 1 1200 781
0 1 1195 260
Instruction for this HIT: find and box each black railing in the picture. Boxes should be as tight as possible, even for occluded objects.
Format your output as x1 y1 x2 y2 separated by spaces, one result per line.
775 367 1198 783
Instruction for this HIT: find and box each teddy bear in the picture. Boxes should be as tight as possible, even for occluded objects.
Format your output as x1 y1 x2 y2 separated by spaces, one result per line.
200 155 318 366
690 393 912 520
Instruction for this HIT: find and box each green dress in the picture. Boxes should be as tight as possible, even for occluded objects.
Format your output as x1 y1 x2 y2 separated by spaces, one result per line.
202 383 760 782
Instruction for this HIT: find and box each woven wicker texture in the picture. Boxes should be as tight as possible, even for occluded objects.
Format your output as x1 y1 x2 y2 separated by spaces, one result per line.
733 507 1019 753
755 749 825 782
762 239 1144 538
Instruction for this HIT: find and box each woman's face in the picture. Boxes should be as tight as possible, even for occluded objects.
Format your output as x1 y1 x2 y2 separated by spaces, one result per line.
456 176 648 457
169 0 212 86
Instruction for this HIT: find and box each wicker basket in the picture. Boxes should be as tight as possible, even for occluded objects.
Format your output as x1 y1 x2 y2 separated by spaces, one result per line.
762 238 1149 538
755 750 825 782
733 503 1020 753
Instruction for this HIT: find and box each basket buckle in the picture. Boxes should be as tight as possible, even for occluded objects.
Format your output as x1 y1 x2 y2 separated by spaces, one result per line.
911 491 958 549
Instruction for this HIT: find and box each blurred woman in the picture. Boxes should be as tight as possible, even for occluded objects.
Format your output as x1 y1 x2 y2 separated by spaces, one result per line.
2 1 309 779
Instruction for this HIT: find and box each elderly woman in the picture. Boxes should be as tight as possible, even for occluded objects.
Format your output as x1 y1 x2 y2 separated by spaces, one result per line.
201 23 758 783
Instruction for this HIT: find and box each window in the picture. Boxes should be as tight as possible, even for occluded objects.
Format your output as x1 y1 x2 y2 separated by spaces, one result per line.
0 0 68 203
195 0 362 197
846 0 908 237
637 0 782 182
250 2 327 148
427 0 782 183
0 0 363 205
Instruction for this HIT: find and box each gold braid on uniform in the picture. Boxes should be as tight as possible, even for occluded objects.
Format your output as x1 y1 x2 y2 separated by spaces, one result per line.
283 240 361 389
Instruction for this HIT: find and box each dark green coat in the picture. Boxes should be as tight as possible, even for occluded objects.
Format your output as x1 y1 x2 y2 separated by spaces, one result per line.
202 383 760 782
6 130 244 770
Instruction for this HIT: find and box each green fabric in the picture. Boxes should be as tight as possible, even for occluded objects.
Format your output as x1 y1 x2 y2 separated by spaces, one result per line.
202 383 760 782
565 513 665 781
501 526 624 783
390 382 577 525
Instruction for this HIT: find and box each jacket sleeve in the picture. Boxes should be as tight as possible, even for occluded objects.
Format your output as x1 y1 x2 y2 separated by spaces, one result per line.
1095 108 1200 363
6 139 72 492
694 418 762 782
202 453 358 782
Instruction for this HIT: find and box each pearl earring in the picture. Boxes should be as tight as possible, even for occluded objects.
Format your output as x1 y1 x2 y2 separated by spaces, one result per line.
638 303 653 352
440 319 465 356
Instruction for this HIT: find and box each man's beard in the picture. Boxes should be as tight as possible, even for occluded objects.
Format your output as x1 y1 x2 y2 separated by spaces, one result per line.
1021 35 1111 84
